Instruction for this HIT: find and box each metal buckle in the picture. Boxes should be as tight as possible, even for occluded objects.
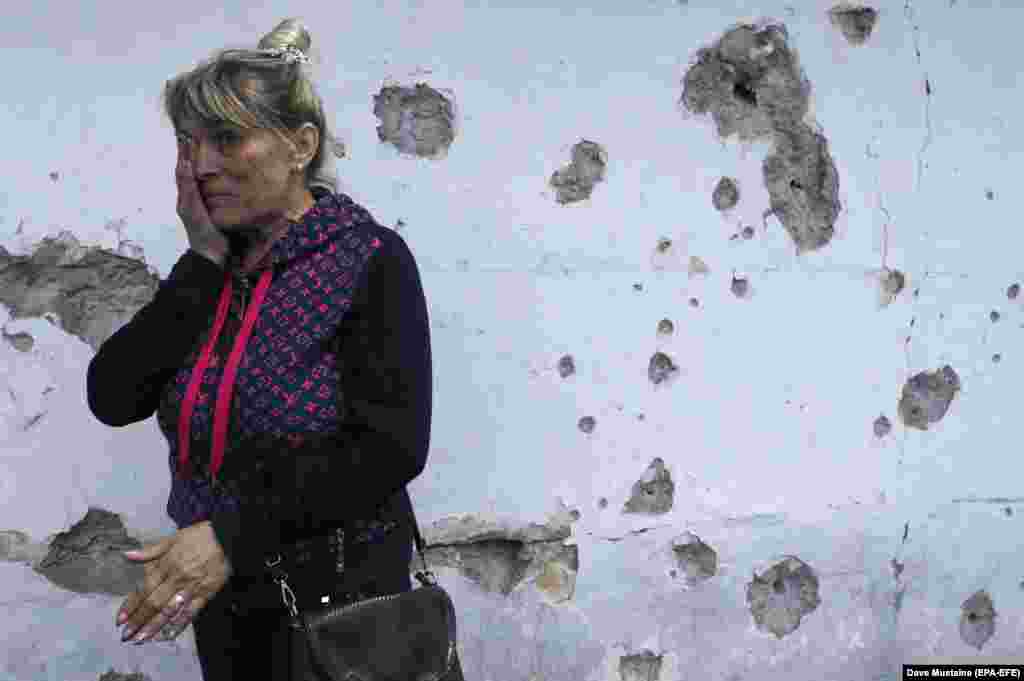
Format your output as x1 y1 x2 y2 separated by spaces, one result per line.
265 554 299 618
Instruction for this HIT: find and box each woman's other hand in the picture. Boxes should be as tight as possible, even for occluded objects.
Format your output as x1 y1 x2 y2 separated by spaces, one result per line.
116 521 232 644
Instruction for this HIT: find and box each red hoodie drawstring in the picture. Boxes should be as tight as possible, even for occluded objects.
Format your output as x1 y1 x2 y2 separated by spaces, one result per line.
177 267 274 484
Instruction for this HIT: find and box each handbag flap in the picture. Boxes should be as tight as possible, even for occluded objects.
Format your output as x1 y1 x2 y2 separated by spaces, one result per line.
302 583 458 681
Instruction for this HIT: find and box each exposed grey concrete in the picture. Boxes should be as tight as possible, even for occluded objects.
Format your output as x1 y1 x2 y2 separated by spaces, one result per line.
0 234 159 353
762 124 841 254
619 649 663 681
1 328 34 352
0 529 48 565
681 23 842 253
712 176 740 211
898 365 961 430
373 83 456 159
828 4 879 46
98 671 152 681
730 274 750 298
550 140 607 204
670 531 718 586
745 555 821 639
879 268 906 307
647 353 679 386
32 508 144 596
960 589 997 651
688 255 709 278
873 413 892 438
623 458 675 515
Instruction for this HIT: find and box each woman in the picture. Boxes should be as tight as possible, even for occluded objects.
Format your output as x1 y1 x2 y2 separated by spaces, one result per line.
86 18 434 678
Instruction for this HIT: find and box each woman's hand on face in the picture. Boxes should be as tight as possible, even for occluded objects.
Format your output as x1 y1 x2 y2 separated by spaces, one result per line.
176 141 229 265
116 521 233 644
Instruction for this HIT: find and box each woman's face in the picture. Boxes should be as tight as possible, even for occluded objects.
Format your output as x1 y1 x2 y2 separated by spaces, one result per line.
175 121 313 233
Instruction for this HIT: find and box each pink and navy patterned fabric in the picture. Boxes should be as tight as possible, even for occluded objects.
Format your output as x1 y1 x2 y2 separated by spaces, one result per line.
155 187 381 530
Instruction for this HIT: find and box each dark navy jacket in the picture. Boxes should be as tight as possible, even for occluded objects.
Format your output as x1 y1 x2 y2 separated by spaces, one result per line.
86 187 432 604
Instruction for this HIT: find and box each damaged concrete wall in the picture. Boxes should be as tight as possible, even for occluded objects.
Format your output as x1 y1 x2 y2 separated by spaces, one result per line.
2 1 1023 680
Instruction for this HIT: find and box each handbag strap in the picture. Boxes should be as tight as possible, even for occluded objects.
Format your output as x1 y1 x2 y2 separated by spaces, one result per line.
408 503 429 574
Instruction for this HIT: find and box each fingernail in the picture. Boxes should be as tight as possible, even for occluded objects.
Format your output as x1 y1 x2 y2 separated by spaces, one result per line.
116 611 127 626
133 630 149 644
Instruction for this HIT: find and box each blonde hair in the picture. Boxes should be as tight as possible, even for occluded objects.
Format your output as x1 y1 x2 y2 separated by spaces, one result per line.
160 18 343 193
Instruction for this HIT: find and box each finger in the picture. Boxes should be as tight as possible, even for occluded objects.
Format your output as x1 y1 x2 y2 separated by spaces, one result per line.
122 575 182 643
154 595 205 642
154 609 194 642
149 591 194 643
119 563 168 628
129 577 208 644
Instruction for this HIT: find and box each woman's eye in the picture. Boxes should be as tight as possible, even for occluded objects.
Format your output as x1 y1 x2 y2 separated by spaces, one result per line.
216 130 239 144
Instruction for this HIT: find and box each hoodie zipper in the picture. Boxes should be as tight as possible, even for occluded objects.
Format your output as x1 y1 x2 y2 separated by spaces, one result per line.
236 273 251 320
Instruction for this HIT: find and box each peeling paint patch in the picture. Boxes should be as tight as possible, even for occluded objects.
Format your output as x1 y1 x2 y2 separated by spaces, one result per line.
681 23 841 252
33 507 144 596
0 234 158 352
762 125 841 253
647 352 680 385
1006 282 1019 300
99 671 152 681
624 458 675 514
1 328 34 352
620 650 664 681
578 415 596 434
671 531 718 585
897 365 960 430
713 176 740 211
425 537 576 599
730 274 750 298
688 256 709 278
372 83 456 159
878 268 905 307
0 529 45 564
746 556 821 639
558 354 576 378
681 24 805 141
828 4 878 46
550 139 607 204
959 590 996 650
873 414 892 438
657 319 674 336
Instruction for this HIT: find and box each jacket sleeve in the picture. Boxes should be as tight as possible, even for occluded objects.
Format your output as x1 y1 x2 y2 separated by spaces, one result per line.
208 231 433 576
86 250 225 427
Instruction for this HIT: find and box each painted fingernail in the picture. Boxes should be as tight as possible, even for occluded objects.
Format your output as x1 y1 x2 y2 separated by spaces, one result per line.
116 611 127 626
132 630 149 644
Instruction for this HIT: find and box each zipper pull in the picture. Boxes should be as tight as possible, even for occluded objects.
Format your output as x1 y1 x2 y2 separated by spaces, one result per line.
235 275 250 319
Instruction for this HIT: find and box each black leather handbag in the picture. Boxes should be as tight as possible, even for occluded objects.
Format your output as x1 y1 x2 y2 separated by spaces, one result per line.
265 506 465 681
